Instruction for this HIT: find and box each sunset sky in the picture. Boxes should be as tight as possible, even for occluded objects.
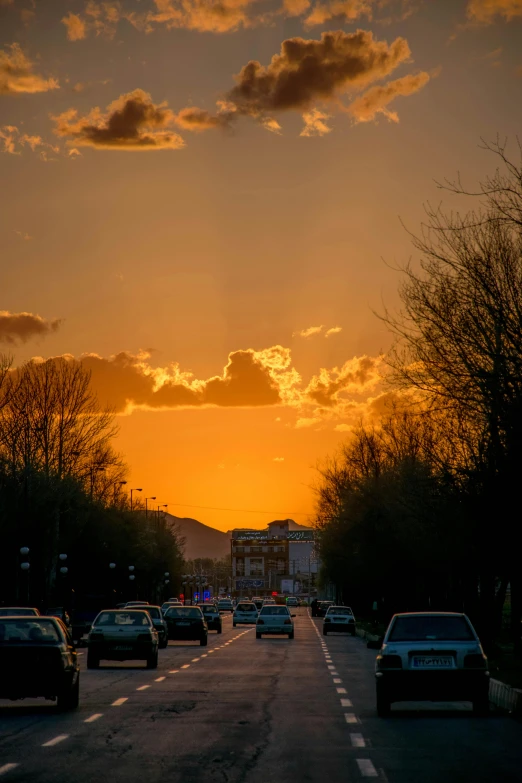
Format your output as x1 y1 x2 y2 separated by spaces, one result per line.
1 0 522 531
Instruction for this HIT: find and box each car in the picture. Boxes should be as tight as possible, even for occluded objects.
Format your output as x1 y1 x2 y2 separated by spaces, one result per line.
263 598 276 606
252 597 264 610
0 607 40 617
286 597 299 607
323 606 356 636
256 605 295 639
125 601 149 607
168 598 181 603
233 602 258 627
87 609 159 669
374 612 490 717
217 599 234 613
44 607 71 627
200 604 223 633
164 606 208 646
317 601 334 618
0 616 80 710
141 605 169 648
161 600 181 614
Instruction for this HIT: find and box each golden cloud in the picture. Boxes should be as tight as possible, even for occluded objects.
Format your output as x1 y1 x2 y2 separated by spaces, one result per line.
466 0 522 23
306 355 383 407
62 12 88 40
0 43 60 95
347 71 430 123
53 89 185 150
303 0 372 28
283 0 311 15
173 106 233 131
0 125 61 159
0 311 62 344
300 108 332 137
146 0 262 33
294 325 325 338
325 326 342 337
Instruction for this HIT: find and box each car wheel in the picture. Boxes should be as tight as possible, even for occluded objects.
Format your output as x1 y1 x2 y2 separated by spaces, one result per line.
376 684 391 717
472 693 490 716
256 633 262 639
146 652 159 669
57 677 80 711
289 631 294 639
87 652 99 669
200 636 208 647
218 626 222 634
323 628 328 636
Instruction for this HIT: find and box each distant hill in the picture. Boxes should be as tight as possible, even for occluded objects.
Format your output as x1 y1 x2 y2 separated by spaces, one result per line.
167 514 230 560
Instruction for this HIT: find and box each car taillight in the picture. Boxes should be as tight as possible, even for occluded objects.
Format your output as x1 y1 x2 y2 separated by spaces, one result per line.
377 655 402 669
284 619 292 625
257 619 264 625
464 654 487 668
89 632 104 641
137 633 152 641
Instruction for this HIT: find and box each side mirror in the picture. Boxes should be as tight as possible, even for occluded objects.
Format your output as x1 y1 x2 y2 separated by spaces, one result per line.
366 637 383 650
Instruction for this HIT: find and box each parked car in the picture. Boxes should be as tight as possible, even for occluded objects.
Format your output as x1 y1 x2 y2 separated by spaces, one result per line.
199 604 222 633
0 607 40 617
87 609 159 669
164 606 208 646
233 602 258 627
323 606 356 636
44 607 71 628
317 601 334 618
0 616 80 710
374 612 490 716
256 605 295 639
217 599 234 613
141 605 169 648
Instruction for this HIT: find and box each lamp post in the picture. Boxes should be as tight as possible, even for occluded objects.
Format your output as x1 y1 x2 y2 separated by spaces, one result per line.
129 565 136 600
114 480 127 505
157 504 168 524
130 488 142 511
145 496 156 519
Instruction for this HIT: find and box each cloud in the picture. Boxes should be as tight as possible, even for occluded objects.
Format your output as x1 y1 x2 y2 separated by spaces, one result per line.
300 108 332 137
334 423 351 431
466 0 522 23
0 43 60 95
294 325 325 338
0 125 61 159
146 0 263 33
295 416 322 428
273 456 285 461
347 71 430 123
62 12 87 40
325 326 342 337
173 106 233 131
305 355 383 407
0 312 62 344
53 89 185 150
62 2 136 41
0 125 18 154
283 0 312 15
303 0 373 28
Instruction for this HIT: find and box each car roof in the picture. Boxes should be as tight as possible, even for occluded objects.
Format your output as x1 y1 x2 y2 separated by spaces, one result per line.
392 612 465 618
0 607 39 612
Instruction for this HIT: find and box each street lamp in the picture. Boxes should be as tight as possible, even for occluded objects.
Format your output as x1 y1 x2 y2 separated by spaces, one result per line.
157 504 168 523
145 496 156 519
130 488 142 511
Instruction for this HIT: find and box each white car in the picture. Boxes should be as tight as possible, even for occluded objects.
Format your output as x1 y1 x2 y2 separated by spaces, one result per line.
323 606 356 636
233 602 258 626
286 597 299 607
374 612 490 716
256 605 295 639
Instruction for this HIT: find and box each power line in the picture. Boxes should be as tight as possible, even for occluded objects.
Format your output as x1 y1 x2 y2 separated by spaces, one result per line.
164 502 312 517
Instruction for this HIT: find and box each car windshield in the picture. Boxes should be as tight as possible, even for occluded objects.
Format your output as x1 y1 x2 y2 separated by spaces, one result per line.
0 608 39 616
144 607 161 619
166 607 202 619
260 607 290 616
236 603 255 611
94 611 151 626
0 619 61 643
388 615 475 642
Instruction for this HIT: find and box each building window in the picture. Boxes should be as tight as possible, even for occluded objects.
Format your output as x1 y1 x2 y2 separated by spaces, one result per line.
249 558 264 576
236 560 245 576
277 558 286 574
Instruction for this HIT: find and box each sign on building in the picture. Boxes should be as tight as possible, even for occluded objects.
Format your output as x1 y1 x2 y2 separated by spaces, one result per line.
235 578 266 590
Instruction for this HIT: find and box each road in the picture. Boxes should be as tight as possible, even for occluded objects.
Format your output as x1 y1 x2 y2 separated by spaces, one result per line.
1 609 521 782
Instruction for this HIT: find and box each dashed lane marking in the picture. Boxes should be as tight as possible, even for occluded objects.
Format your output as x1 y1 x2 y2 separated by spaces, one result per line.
336 687 347 694
356 759 378 778
333 679 342 684
155 676 166 682
169 670 179 674
0 765 18 776
191 658 200 662
344 714 359 724
330 671 339 676
208 650 215 654
327 665 335 670
111 698 128 706
201 654 208 657
181 664 190 669
84 714 103 723
42 735 69 748
136 685 150 691
340 699 353 707
350 734 366 748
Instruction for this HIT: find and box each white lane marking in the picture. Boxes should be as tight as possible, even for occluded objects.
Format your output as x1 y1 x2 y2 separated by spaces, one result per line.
327 665 335 670
42 735 69 748
169 670 179 674
344 714 359 724
136 685 150 691
330 671 339 676
181 664 190 669
350 734 366 748
155 676 166 682
84 713 103 723
333 678 342 684
191 658 200 662
336 687 347 694
201 654 208 658
340 698 353 707
208 650 215 654
356 759 378 777
0 765 18 776
112 697 128 706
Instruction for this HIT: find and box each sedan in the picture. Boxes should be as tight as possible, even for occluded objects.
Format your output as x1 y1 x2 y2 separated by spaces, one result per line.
0 607 40 617
199 604 222 633
217 599 234 613
233 602 258 627
317 601 334 618
87 609 159 669
164 606 208 646
374 612 490 716
323 606 356 636
0 616 80 710
256 605 295 639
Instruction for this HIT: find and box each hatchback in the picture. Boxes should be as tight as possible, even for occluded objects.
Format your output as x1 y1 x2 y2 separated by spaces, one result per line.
233 602 258 626
164 606 208 646
256 605 295 639
323 606 356 636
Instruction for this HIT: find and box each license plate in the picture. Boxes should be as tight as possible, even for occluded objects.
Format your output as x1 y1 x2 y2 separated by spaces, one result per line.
177 622 190 626
412 657 453 668
113 645 132 651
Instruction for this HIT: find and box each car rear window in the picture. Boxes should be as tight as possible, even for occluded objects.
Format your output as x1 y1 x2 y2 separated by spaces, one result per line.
201 606 217 614
95 611 151 626
388 615 475 642
0 608 39 616
0 618 61 643
328 607 353 614
236 603 256 611
260 606 290 616
166 607 202 619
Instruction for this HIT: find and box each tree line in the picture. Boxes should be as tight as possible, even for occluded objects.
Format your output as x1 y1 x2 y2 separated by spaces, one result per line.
0 356 184 609
314 139 522 652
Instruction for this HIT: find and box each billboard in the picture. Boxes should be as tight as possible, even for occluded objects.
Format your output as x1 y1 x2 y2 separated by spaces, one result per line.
281 579 294 594
287 530 314 541
234 531 269 541
235 578 266 590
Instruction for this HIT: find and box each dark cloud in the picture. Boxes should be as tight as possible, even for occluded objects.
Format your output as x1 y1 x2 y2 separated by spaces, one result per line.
53 89 185 150
0 311 62 344
0 43 59 95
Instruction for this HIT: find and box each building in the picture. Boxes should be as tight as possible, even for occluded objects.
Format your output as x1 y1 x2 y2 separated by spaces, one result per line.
231 520 319 597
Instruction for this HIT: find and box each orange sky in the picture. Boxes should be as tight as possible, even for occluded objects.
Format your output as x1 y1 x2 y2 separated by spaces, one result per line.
1 0 522 531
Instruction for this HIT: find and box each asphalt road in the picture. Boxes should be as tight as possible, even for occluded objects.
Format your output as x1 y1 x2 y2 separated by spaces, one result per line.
1 609 522 782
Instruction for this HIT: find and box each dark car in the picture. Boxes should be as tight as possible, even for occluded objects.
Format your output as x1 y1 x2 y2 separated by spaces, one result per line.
199 604 222 633
164 606 208 646
0 607 40 617
142 605 169 648
0 616 80 710
317 601 334 618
